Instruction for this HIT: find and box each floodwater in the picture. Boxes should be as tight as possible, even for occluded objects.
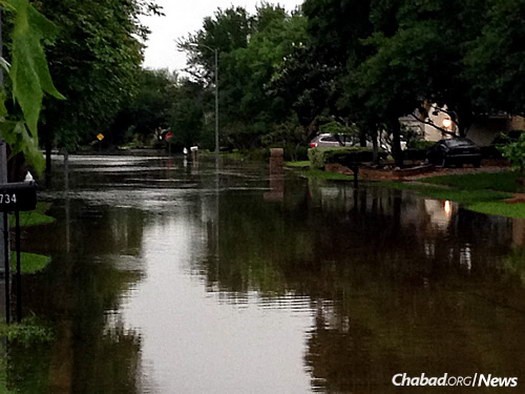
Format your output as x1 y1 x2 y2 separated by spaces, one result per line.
4 153 525 393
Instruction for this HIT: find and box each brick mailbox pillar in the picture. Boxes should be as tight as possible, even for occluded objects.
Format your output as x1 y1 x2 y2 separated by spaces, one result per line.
269 148 284 175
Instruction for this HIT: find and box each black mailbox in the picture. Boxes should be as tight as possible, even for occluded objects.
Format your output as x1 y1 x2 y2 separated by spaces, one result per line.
0 182 37 212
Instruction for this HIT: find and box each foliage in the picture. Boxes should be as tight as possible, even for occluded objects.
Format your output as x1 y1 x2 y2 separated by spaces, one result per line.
499 133 525 174
308 147 376 169
407 140 435 150
35 0 162 154
9 201 55 227
10 252 51 274
169 80 206 149
179 5 308 150
319 120 358 138
261 116 309 160
110 69 178 146
172 0 524 156
422 171 521 193
0 317 54 345
0 0 64 173
465 0 525 115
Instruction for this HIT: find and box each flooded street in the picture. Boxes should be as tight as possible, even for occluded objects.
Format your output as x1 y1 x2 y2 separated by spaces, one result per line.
7 153 525 392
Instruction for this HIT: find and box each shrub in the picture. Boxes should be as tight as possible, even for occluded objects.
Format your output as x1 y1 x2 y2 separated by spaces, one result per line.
403 148 427 161
407 140 435 150
308 147 380 169
499 133 525 174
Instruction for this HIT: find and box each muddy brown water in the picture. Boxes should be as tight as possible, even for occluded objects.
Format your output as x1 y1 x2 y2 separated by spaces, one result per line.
4 154 525 393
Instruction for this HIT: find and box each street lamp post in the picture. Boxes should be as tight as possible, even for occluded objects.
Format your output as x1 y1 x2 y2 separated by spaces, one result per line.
213 47 219 156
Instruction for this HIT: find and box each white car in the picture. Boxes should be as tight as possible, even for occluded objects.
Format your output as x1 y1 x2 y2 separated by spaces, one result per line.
309 133 355 148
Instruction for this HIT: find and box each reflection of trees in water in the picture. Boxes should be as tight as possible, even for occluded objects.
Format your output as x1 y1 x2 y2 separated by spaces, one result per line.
201 183 525 391
302 258 525 392
5 207 147 393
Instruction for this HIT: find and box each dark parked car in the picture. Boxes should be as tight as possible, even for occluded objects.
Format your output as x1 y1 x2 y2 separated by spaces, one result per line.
426 138 482 167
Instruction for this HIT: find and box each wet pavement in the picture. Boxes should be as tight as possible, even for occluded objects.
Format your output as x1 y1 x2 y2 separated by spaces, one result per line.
4 153 525 393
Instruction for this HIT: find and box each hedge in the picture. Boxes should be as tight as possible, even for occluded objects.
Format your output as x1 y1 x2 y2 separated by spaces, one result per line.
308 147 384 169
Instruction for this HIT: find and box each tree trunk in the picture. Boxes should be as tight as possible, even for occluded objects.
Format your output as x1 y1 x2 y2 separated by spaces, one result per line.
370 123 379 164
359 128 367 147
42 126 54 176
455 105 473 137
390 119 403 167
45 138 53 175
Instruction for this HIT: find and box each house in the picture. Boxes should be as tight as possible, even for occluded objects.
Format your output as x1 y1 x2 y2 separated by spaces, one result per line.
400 103 525 146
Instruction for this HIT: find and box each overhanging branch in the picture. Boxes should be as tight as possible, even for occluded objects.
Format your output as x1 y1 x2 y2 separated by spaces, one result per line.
409 112 458 138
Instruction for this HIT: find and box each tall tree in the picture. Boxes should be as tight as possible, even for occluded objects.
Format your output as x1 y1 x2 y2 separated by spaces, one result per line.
110 68 178 146
169 79 206 150
465 0 525 116
34 0 162 171
179 4 307 149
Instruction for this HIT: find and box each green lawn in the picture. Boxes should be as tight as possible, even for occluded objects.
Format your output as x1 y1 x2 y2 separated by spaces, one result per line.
297 168 354 181
382 181 512 205
388 171 525 218
287 164 525 218
284 161 310 169
11 252 51 274
9 202 55 227
420 171 521 193
6 203 54 274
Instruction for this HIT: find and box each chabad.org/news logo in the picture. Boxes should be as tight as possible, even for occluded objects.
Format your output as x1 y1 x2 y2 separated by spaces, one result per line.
392 373 518 388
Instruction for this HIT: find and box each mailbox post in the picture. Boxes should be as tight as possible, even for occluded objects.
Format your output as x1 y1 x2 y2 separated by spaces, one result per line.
0 181 37 323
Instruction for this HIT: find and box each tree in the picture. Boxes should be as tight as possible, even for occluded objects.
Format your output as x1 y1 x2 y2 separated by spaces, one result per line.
34 0 162 171
169 79 207 150
465 0 525 116
269 44 338 140
0 0 63 176
179 4 308 149
110 68 178 146
223 5 307 147
302 0 492 165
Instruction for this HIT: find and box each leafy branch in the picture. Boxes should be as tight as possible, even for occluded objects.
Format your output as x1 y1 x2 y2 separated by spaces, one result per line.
409 112 458 138
0 0 64 173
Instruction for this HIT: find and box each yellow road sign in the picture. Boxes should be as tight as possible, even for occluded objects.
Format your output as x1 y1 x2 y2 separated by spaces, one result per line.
96 133 105 141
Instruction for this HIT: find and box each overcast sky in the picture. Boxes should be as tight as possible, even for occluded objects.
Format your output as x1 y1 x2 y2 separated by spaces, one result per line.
140 0 303 71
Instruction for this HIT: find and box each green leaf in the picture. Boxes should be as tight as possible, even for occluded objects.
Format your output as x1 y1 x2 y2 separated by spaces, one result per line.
8 0 64 139
0 120 44 172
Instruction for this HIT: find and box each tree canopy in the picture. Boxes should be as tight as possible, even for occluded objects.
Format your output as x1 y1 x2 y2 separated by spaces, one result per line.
34 0 162 168
178 4 308 150
13 0 521 165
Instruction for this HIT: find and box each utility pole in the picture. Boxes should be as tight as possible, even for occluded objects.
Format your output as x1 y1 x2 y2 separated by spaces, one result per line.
214 48 219 156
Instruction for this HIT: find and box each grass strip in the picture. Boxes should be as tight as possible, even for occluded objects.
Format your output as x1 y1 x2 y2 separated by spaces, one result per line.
420 171 520 193
284 161 310 168
298 168 354 181
381 181 512 205
0 317 54 345
468 202 525 219
9 202 55 227
384 171 525 218
10 252 51 274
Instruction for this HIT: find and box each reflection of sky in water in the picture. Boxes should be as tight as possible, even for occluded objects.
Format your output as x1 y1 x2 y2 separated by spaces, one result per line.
120 215 314 393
